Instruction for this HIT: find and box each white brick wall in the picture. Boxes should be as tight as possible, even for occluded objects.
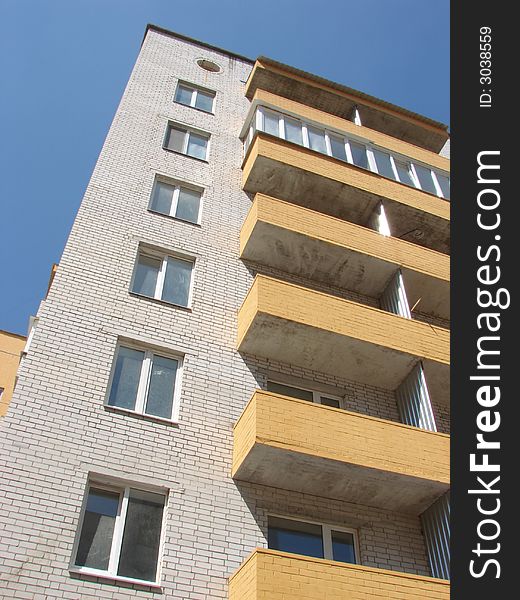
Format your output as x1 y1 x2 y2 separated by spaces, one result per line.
0 28 448 599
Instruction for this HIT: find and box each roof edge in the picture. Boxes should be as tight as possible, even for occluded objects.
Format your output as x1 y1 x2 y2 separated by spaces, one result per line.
143 24 254 64
256 56 449 133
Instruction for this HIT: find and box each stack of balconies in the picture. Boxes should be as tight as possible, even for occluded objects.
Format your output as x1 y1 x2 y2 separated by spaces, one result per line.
230 61 450 599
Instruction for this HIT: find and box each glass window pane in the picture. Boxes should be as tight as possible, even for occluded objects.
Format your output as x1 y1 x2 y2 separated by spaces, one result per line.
307 126 327 153
263 110 280 136
373 149 396 179
436 173 450 199
145 355 178 419
320 396 341 408
330 136 347 161
132 255 161 298
117 490 164 582
161 257 193 306
266 381 313 402
194 90 214 112
175 188 201 223
166 126 186 153
331 530 356 564
284 117 303 145
349 141 369 169
108 347 145 411
395 161 414 187
174 85 193 106
186 132 208 159
414 164 438 194
268 517 324 559
75 489 120 571
151 181 175 215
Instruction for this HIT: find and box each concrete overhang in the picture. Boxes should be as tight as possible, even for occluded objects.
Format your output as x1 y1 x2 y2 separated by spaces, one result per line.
246 59 450 153
229 549 450 599
243 134 450 254
237 276 450 406
241 194 450 321
233 391 450 513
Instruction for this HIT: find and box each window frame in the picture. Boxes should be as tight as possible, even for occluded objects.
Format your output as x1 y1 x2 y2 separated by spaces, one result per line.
130 246 196 310
267 513 360 564
174 81 216 114
266 379 343 409
70 481 168 587
105 340 184 423
249 106 450 200
163 122 211 162
148 176 203 226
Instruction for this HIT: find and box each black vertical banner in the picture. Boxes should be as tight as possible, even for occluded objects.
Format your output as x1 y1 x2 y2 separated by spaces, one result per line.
452 4 515 599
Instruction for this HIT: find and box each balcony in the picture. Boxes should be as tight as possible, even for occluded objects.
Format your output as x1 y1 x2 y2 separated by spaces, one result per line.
241 194 450 320
245 57 449 152
244 89 450 174
229 549 450 600
243 133 450 253
233 391 449 513
237 276 449 406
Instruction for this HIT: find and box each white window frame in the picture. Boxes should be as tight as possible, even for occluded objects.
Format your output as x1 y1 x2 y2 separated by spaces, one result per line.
148 177 203 225
131 247 196 309
267 379 343 409
105 340 184 423
164 123 210 161
174 81 216 114
267 513 360 564
248 106 450 200
70 481 168 587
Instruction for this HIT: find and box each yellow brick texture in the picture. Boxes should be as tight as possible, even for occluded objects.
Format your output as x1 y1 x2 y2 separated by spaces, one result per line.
233 391 449 484
241 194 449 281
243 135 450 222
237 276 450 366
229 549 450 600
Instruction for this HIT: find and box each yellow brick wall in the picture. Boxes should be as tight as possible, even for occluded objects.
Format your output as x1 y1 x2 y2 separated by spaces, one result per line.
243 135 450 222
237 275 450 366
0 330 25 417
241 194 450 280
251 89 450 172
229 549 449 600
233 391 449 485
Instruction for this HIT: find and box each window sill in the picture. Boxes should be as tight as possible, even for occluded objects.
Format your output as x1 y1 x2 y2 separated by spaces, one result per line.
162 146 209 163
174 100 215 116
104 404 180 426
129 292 193 312
147 209 202 227
69 568 162 591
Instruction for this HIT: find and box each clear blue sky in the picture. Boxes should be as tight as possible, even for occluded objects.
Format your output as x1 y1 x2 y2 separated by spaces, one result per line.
0 0 449 335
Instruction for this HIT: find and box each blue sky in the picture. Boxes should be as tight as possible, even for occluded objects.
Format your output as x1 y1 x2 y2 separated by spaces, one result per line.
0 0 449 335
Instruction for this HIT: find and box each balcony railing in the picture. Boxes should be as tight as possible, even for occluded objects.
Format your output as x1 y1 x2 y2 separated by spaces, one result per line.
229 549 450 600
237 275 449 406
243 106 450 200
232 391 450 513
241 194 450 321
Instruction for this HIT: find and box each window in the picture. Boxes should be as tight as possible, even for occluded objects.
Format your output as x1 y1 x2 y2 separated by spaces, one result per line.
131 248 194 308
107 343 182 421
174 82 215 113
268 516 358 564
164 124 209 160
266 380 342 409
73 483 166 585
394 159 416 187
149 179 202 224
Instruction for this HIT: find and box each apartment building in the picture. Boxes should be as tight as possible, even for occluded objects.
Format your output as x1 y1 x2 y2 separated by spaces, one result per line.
0 25 450 599
0 330 26 417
